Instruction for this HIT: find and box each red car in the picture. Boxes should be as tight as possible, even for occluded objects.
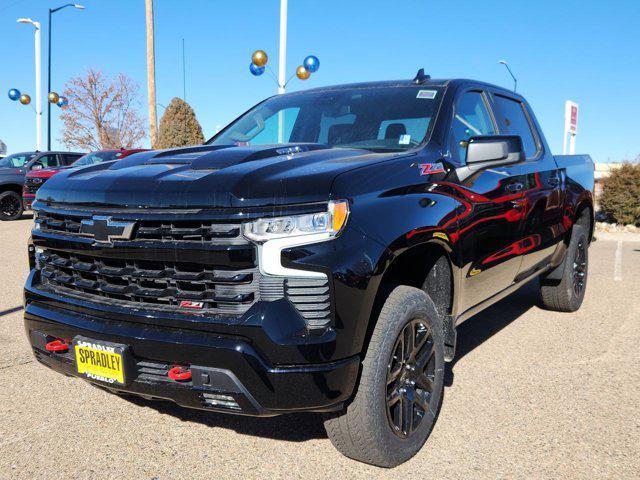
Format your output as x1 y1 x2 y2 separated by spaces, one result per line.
23 149 148 209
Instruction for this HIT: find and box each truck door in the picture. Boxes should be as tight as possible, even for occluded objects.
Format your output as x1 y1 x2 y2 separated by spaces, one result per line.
489 93 563 277
448 89 526 311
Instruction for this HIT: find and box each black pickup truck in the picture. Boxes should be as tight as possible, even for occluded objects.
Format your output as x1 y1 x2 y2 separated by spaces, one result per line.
25 74 594 467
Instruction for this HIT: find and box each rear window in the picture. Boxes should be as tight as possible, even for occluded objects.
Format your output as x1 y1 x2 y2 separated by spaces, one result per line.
493 95 539 158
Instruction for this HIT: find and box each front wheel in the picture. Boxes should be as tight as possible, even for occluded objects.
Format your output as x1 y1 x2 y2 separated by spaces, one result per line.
324 286 445 467
0 191 24 221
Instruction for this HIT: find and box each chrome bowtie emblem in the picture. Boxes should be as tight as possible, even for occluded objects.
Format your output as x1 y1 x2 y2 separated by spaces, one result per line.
80 216 136 243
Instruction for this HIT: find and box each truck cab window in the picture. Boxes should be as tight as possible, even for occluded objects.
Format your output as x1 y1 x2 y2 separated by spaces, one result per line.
493 95 538 158
451 91 496 161
34 154 59 168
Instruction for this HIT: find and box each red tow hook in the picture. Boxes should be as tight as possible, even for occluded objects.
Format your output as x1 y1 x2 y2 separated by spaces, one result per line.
45 339 69 353
168 366 192 382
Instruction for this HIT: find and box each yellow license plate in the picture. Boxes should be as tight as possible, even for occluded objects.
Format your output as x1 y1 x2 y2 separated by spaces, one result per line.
74 339 125 385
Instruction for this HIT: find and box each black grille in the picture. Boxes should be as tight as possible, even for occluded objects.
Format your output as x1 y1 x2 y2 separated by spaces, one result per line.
38 249 259 315
25 178 46 194
36 211 246 244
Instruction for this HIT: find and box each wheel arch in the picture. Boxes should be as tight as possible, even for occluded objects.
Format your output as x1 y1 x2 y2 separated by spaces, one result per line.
574 200 594 242
0 182 24 196
360 240 458 363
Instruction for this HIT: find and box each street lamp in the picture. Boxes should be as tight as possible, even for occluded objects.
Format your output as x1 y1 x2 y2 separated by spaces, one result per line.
17 17 42 151
498 60 517 92
47 3 84 150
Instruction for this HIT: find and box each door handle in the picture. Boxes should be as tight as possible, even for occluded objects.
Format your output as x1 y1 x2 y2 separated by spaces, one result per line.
506 182 524 193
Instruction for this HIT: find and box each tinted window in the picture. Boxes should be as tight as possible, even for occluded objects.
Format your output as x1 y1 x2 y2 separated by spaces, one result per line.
493 95 538 158
451 91 496 161
210 86 443 152
35 154 59 168
72 151 121 167
0 153 36 168
63 154 82 165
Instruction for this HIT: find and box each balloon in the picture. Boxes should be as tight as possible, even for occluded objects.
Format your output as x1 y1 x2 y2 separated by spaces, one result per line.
251 50 268 67
303 55 320 73
48 91 60 104
296 65 310 80
8 88 21 101
19 94 31 105
250 62 265 76
57 96 68 108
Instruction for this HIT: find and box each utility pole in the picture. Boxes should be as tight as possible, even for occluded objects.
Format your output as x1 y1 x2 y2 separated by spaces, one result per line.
145 0 158 147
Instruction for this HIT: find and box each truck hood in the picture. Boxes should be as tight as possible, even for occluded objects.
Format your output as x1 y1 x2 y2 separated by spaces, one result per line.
37 144 408 209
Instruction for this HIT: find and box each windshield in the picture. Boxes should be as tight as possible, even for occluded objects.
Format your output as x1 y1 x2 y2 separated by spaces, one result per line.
72 151 121 167
0 152 36 168
209 85 444 152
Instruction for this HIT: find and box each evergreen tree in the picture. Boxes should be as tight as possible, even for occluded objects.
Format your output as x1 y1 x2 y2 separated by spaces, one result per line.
156 97 205 149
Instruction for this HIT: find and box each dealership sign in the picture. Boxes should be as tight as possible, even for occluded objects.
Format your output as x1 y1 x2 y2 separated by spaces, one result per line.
563 100 579 154
565 100 579 135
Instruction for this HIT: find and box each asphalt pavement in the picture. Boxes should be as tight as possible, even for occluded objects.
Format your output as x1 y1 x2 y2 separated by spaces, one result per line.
1 215 638 479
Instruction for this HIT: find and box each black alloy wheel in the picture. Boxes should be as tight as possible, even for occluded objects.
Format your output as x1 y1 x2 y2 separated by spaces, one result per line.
0 191 23 221
572 238 587 296
386 319 437 438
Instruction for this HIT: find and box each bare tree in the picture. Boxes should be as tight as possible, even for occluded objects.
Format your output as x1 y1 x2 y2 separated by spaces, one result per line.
59 69 147 150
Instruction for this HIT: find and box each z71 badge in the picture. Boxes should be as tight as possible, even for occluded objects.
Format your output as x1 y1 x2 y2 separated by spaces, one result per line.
419 162 446 176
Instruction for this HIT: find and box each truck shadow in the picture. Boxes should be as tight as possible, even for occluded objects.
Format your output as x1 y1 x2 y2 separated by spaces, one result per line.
444 279 541 386
123 395 328 441
119 280 541 441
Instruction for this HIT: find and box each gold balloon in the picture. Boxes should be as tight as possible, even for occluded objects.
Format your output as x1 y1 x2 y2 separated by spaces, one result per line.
19 94 31 105
252 50 268 67
296 65 310 80
48 91 60 104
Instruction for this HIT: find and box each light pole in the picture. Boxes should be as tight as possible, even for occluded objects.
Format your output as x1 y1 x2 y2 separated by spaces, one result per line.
498 60 517 92
278 0 288 95
17 18 42 151
47 3 84 151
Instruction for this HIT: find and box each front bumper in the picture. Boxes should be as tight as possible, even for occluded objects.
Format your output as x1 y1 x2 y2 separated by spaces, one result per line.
24 279 359 416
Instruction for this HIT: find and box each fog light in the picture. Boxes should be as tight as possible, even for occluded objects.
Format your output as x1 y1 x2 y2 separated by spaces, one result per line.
202 392 241 410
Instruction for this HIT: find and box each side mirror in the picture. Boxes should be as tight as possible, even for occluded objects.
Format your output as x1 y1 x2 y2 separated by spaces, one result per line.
31 163 43 171
465 135 524 166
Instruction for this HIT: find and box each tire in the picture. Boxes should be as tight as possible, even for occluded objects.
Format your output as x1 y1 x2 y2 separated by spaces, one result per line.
0 191 24 221
324 286 445 467
540 224 588 312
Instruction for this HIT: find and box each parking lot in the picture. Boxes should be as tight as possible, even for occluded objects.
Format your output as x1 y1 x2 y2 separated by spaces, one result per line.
1 215 638 479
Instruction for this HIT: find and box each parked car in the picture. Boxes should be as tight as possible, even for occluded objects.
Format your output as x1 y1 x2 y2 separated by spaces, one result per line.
23 149 149 210
0 151 84 220
25 75 594 467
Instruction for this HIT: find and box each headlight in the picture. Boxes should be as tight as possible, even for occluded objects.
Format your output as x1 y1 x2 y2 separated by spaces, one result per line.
243 200 349 243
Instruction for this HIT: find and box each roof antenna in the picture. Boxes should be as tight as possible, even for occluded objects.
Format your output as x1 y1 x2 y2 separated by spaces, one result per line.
413 68 430 84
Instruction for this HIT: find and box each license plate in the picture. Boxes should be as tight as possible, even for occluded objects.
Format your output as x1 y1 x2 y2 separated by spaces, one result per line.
74 337 127 385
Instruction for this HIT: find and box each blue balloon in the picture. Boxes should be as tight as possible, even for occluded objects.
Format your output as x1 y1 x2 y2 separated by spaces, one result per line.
303 55 320 73
8 88 21 101
249 62 265 76
57 96 68 108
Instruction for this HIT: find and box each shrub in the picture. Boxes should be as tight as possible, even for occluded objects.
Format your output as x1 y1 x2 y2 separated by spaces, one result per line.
599 162 640 225
156 97 205 149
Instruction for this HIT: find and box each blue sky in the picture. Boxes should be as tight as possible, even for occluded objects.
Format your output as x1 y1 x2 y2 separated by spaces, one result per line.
1 0 639 162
